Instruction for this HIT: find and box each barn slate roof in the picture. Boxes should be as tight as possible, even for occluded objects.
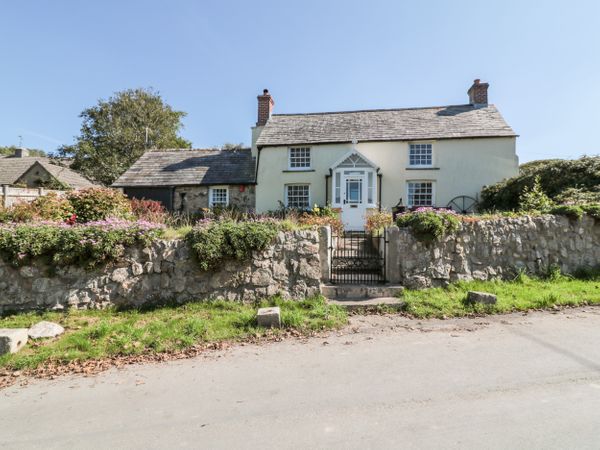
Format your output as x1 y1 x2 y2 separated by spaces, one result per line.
255 104 517 147
0 157 96 189
112 149 256 187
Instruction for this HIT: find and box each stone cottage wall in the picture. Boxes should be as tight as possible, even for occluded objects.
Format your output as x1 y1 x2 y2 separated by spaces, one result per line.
0 230 322 314
173 185 255 213
387 215 600 289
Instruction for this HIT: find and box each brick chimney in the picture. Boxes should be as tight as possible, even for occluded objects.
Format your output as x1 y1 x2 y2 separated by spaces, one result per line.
14 147 29 158
257 89 274 126
468 79 489 105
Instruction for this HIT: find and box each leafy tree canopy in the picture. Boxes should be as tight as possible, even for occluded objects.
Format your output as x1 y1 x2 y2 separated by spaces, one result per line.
59 88 191 185
480 156 600 210
0 146 46 157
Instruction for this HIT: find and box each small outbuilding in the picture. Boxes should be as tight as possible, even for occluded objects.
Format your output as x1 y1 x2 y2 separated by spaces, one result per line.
0 148 96 189
112 148 256 212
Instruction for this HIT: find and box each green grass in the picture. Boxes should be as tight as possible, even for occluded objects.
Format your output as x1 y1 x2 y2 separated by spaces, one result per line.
161 226 193 240
0 296 346 371
401 272 600 318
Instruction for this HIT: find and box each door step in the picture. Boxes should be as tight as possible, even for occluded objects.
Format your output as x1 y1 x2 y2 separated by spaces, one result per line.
327 297 405 312
321 284 404 300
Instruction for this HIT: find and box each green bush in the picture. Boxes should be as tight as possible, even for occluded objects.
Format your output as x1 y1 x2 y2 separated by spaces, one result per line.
0 221 163 268
396 209 460 242
549 204 584 220
519 176 554 213
0 193 74 223
30 192 74 221
187 220 280 271
67 188 132 223
480 156 600 211
582 204 600 219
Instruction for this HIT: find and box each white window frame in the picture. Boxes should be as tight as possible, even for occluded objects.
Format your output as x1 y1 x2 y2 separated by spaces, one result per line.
288 147 311 170
209 186 229 208
285 184 311 209
331 168 377 208
406 180 435 207
408 142 434 168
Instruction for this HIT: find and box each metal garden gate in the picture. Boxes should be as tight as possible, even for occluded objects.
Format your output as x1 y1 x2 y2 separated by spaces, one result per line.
329 230 387 284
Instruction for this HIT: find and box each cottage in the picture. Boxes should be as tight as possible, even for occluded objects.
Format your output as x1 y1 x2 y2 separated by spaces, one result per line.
112 148 256 212
0 148 95 190
252 80 518 229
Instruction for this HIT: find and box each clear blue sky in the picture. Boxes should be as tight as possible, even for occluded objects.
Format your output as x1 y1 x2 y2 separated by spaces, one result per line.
1 0 599 162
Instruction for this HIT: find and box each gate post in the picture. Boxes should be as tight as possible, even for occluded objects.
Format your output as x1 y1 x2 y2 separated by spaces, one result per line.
318 226 332 282
386 225 401 284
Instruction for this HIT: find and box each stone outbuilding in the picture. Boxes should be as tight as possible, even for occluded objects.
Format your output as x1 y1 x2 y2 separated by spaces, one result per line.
0 147 96 189
112 148 256 213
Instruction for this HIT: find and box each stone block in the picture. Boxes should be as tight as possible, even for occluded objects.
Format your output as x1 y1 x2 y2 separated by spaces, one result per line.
466 291 497 305
257 307 281 328
28 321 64 339
0 328 28 355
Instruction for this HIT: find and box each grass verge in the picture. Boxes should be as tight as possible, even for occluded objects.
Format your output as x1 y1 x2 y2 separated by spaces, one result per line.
401 272 600 318
0 296 346 372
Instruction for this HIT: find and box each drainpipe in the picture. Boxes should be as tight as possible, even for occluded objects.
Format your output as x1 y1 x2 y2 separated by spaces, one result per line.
325 169 332 206
377 171 382 211
255 147 262 184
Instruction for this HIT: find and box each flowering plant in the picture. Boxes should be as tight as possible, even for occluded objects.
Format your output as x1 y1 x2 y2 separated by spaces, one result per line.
0 219 164 269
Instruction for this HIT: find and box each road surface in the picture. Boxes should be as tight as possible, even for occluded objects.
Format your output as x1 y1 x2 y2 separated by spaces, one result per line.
3 308 600 449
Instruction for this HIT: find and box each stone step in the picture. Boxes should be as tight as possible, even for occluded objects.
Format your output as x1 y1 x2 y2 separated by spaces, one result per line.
321 284 404 300
327 297 405 312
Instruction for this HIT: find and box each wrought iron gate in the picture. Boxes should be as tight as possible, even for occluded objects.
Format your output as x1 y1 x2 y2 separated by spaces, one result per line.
329 230 387 284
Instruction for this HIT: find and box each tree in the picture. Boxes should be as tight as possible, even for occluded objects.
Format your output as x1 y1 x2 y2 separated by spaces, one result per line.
519 176 554 212
0 146 46 157
59 88 191 185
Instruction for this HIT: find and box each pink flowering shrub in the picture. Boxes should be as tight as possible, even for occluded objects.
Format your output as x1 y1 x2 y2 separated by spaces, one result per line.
0 219 164 268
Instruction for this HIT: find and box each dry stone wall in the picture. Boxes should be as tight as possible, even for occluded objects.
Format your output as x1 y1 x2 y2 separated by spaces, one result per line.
0 230 322 314
389 215 600 289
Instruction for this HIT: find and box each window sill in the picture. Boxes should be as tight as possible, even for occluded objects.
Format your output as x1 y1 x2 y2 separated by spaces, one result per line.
282 169 315 173
406 167 440 170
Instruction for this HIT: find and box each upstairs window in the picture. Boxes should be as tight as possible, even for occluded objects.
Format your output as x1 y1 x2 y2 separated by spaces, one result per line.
407 181 433 207
285 184 310 209
409 143 433 166
209 186 229 207
288 147 311 169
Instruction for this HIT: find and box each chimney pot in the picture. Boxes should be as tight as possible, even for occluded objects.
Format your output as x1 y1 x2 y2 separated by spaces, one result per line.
468 79 489 105
257 89 275 126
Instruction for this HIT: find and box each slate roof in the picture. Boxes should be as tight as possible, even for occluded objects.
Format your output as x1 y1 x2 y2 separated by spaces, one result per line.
255 104 517 147
112 149 256 187
0 157 96 189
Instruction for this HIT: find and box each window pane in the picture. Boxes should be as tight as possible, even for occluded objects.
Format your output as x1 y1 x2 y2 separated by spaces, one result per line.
289 147 311 168
334 172 341 204
409 144 432 166
210 188 228 207
286 184 310 209
408 182 433 207
367 172 374 204
346 179 362 204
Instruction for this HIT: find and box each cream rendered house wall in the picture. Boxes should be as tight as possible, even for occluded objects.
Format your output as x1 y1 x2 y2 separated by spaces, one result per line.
255 137 518 213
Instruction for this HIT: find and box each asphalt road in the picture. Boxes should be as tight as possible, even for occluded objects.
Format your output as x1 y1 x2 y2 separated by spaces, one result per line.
3 308 600 449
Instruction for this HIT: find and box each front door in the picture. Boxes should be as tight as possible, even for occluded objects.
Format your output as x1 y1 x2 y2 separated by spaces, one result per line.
341 172 367 230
